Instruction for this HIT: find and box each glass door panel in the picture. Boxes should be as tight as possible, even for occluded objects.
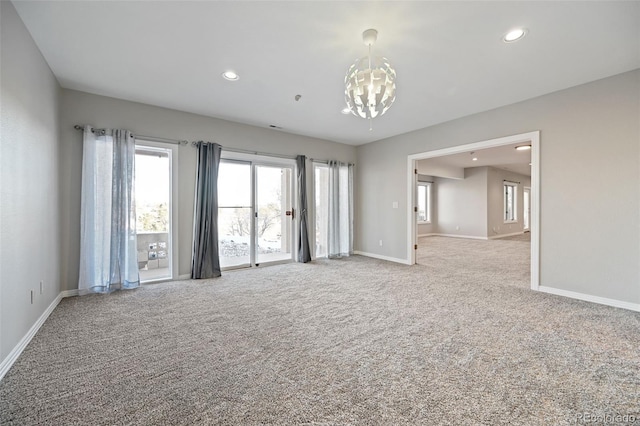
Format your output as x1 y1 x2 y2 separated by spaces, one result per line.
256 165 293 264
135 146 172 282
218 161 252 268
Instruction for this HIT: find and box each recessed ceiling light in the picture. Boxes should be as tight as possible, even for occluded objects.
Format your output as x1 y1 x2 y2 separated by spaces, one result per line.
341 107 351 115
222 71 239 81
472 157 478 161
515 145 532 151
503 28 527 43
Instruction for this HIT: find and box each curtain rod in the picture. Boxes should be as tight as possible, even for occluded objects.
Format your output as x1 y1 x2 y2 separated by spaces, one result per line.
74 125 189 146
75 125 353 165
203 144 353 166
503 179 521 184
213 144 297 161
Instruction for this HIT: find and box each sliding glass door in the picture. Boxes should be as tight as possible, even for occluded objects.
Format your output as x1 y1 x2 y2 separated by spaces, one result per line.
218 161 253 268
218 159 295 269
256 165 293 264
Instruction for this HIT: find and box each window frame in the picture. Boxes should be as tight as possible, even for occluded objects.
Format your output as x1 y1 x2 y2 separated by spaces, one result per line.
503 181 518 224
417 181 432 224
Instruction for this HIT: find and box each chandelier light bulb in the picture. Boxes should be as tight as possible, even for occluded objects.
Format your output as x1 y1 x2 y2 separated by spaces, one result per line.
344 29 397 121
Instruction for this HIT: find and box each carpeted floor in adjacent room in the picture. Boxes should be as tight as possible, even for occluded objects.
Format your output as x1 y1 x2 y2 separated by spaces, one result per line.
1 236 639 425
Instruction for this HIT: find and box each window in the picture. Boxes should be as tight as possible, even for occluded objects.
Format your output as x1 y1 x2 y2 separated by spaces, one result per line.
504 181 518 223
417 182 432 224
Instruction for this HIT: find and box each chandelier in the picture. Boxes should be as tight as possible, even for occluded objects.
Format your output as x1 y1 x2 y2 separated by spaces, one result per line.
344 29 397 129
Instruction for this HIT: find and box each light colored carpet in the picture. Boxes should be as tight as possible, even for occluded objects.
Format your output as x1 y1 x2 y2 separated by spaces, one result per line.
1 237 639 425
499 232 531 242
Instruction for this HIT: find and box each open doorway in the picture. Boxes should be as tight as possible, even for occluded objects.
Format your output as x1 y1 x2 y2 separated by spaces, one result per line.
407 131 540 290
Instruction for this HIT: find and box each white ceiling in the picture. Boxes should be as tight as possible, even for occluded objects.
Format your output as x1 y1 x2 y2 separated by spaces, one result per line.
12 1 640 146
418 143 532 178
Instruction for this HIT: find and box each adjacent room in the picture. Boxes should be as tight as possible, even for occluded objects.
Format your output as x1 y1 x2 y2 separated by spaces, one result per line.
414 142 533 290
1 1 639 424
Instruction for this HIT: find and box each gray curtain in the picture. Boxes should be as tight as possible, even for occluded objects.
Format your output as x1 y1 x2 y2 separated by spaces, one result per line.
296 155 312 263
191 142 222 279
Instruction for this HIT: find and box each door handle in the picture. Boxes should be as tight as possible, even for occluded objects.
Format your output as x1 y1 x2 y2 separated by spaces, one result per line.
286 208 295 219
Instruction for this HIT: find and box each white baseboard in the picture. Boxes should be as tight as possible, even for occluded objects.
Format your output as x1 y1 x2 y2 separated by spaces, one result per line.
425 233 488 241
354 251 411 265
489 231 525 240
0 293 64 381
178 274 190 280
537 286 640 312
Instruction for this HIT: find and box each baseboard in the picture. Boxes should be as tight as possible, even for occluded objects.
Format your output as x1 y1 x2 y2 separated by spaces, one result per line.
354 251 411 265
425 233 488 241
178 274 190 280
0 292 64 382
537 286 640 312
489 231 525 240
61 289 79 297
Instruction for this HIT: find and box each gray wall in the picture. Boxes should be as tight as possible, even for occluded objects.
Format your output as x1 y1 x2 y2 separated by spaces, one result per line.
487 167 531 238
59 90 356 290
435 167 488 238
356 70 640 304
417 161 464 180
0 2 62 361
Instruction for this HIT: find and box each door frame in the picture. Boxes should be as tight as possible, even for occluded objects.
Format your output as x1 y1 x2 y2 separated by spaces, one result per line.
523 186 531 232
135 140 179 282
220 151 297 269
406 131 540 291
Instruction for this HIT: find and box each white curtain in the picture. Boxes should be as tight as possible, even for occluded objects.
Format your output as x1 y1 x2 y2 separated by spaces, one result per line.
328 161 353 258
79 126 139 293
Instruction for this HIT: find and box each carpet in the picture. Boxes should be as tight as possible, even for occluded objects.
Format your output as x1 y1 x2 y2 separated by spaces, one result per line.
1 237 639 425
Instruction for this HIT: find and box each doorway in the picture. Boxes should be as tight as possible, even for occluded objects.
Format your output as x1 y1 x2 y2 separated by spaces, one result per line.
135 144 174 282
217 158 295 269
407 131 540 290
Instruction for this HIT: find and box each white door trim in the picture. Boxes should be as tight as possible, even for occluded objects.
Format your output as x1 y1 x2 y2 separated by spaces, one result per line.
523 186 531 232
135 140 179 281
406 130 540 291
